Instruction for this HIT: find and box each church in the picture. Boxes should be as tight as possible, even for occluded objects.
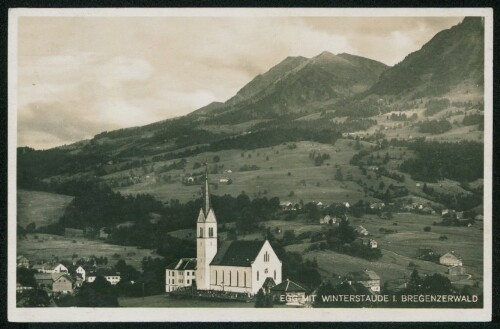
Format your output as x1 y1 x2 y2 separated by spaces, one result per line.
165 170 282 295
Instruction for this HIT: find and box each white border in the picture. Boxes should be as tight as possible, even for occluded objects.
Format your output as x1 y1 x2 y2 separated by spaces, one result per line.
8 7 493 322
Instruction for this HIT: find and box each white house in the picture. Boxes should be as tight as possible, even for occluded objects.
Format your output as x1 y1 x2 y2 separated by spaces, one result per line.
439 252 463 267
86 268 121 285
347 270 381 293
167 169 282 295
320 215 337 225
165 258 197 293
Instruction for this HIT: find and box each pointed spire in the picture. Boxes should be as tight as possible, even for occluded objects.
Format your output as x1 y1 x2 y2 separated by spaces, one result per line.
203 164 210 216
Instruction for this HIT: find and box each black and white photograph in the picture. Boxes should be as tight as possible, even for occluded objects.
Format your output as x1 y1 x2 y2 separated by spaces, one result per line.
7 7 493 322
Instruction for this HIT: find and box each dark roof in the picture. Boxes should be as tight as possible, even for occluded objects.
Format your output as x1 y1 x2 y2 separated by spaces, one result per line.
270 279 307 293
210 240 266 267
178 258 197 270
262 277 276 289
88 267 119 277
166 258 197 270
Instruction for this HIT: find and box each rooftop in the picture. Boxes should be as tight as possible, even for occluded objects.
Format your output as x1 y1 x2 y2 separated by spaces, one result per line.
211 240 267 267
270 279 307 293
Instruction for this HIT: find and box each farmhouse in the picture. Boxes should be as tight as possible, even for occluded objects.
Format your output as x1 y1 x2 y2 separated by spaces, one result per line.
346 270 381 293
280 201 294 210
448 265 466 276
439 252 463 267
17 255 30 268
320 215 337 225
355 226 369 236
166 170 282 295
86 268 121 285
362 239 378 249
416 247 435 259
52 273 74 294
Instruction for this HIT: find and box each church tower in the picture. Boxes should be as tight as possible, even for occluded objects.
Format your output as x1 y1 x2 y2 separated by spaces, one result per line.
195 167 218 290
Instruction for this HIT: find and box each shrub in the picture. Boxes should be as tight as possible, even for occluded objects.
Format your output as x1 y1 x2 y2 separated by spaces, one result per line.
423 226 431 232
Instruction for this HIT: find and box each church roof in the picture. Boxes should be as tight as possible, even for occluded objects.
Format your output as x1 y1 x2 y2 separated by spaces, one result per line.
270 279 307 293
210 240 266 267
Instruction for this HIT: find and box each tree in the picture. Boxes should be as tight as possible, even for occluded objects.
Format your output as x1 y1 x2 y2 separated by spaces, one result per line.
76 276 119 307
335 168 343 181
254 288 273 308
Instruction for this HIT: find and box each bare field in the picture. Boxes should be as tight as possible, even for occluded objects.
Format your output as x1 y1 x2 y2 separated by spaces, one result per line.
17 190 73 229
18 233 159 270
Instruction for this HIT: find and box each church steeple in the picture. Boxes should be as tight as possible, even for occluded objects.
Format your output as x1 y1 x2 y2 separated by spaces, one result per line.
203 165 210 216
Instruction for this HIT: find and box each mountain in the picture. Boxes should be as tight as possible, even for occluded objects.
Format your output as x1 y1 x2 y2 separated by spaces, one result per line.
18 17 484 208
190 51 389 123
368 17 484 97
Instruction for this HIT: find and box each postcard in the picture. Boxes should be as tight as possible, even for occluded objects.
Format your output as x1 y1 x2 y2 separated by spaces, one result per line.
8 7 493 322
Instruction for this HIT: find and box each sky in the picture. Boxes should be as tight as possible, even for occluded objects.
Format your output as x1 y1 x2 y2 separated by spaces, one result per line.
16 15 464 149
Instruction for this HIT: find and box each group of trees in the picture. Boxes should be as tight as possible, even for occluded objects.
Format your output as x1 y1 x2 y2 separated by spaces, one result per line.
418 119 453 134
400 140 483 183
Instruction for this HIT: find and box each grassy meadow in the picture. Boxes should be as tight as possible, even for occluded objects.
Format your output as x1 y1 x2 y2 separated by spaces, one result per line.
17 190 73 229
18 233 158 270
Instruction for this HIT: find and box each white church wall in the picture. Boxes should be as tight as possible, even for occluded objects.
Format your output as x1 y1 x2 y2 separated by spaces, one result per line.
251 241 282 294
210 265 252 293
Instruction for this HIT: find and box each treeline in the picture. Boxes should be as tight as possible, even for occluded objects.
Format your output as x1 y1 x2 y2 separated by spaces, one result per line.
400 140 483 183
418 119 452 134
39 183 282 248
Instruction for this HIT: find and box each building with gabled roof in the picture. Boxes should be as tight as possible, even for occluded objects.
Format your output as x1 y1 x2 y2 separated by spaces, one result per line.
165 258 197 292
346 269 381 293
166 168 282 295
270 279 307 305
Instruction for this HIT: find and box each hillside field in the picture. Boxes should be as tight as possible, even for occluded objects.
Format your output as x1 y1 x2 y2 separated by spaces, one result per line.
17 233 159 270
17 190 73 229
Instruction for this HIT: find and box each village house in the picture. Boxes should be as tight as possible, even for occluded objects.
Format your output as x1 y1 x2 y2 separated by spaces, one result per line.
16 255 30 268
34 273 54 289
86 268 121 285
355 225 369 236
369 202 385 210
34 272 74 294
34 263 68 274
346 270 381 293
165 258 197 293
362 238 378 249
439 252 463 267
279 201 295 211
319 215 337 225
416 247 435 259
52 273 74 294
448 265 466 276
166 170 282 295
270 279 307 305
99 227 110 240
219 178 231 184
75 265 92 281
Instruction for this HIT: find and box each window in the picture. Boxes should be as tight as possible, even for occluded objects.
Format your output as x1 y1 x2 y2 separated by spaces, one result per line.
215 270 218 284
264 251 269 262
187 280 190 284
265 268 268 274
274 270 276 280
237 271 239 286
199 227 203 237
244 272 247 287
257 271 259 281
209 227 214 237
229 271 232 286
